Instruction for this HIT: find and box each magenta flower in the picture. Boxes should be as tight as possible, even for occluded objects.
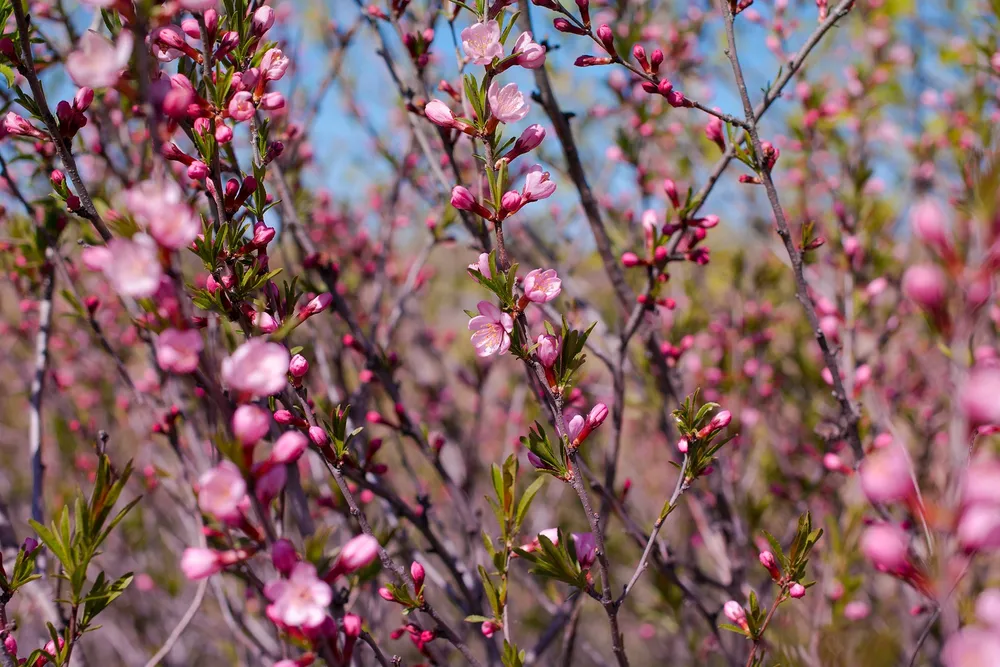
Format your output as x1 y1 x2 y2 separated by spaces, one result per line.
488 81 530 124
221 338 290 397
155 328 203 374
513 31 546 69
66 31 133 89
523 268 561 303
461 20 503 65
468 301 514 357
522 166 557 201
264 562 332 629
197 461 247 522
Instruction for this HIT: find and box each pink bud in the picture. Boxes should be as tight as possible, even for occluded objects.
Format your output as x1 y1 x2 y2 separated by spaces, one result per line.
901 264 946 310
501 190 523 214
723 600 747 627
962 369 1000 427
535 334 560 368
621 252 642 268
424 99 456 128
859 444 914 503
272 431 308 464
378 587 395 602
450 185 476 211
302 293 333 317
271 538 297 575
181 547 223 580
289 354 309 378
411 561 425 591
252 6 275 35
231 404 271 447
342 613 362 638
187 160 209 180
789 583 806 599
273 409 295 425
308 426 329 446
587 403 609 428
759 550 780 578
710 410 732 431
860 523 910 573
332 535 380 577
73 87 94 111
4 633 16 658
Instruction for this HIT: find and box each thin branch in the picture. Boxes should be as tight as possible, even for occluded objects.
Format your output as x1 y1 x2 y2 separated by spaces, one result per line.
29 250 56 527
142 578 208 667
719 0 862 459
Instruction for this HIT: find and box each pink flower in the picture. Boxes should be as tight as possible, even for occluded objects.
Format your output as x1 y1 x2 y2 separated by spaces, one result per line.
228 91 255 122
843 601 870 620
265 562 332 629
301 293 333 317
122 179 200 250
461 20 503 65
232 405 271 447
468 300 514 357
488 81 530 123
860 523 909 573
513 31 546 68
180 548 222 580
271 539 298 575
289 354 309 378
513 124 546 154
467 252 492 278
197 461 246 522
523 269 561 303
221 339 290 397
252 6 275 34
957 504 1000 552
789 583 806 599
150 25 188 62
859 444 914 503
260 48 290 81
567 415 585 442
101 233 163 298
535 334 560 367
327 535 380 580
451 185 477 211
155 328 203 374
271 431 308 464
723 601 747 628
424 99 456 128
66 31 133 89
572 532 596 569
522 166 556 201
942 628 1000 667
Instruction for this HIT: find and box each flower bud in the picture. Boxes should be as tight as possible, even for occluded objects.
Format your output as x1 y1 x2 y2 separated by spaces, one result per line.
621 251 641 267
289 354 309 378
535 334 560 368
789 583 806 599
271 538 297 575
450 185 476 211
232 404 271 447
759 550 780 579
723 600 747 629
902 264 946 310
272 431 308 464
411 561 425 592
308 425 329 446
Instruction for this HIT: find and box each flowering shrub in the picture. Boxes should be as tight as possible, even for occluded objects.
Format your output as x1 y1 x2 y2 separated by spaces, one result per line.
1 0 999 665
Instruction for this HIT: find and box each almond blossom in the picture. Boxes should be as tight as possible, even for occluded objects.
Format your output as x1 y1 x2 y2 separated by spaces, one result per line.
461 20 503 65
468 300 514 357
221 339 290 397
66 31 133 89
264 562 332 629
488 81 529 123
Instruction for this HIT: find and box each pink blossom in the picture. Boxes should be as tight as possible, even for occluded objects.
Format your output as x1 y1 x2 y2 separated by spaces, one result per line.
179 0 218 9
572 532 596 569
228 91 255 122
197 461 246 522
271 431 308 464
535 334 560 367
957 504 1000 552
975 589 1000 629
723 601 747 627
910 197 951 252
122 179 200 250
488 81 530 123
66 31 133 89
260 92 285 111
789 583 806 599
467 253 492 278
271 539 298 575
522 166 556 201
859 444 914 503
180 548 222 580
567 415 585 442
232 405 271 447
221 339 290 397
155 328 203 374
513 31 546 68
261 48 290 81
523 269 561 303
328 535 380 580
264 562 332 629
101 233 164 298
461 20 503 65
150 25 188 62
843 601 870 620
860 523 909 573
468 300 514 357
289 354 309 378
942 628 1000 667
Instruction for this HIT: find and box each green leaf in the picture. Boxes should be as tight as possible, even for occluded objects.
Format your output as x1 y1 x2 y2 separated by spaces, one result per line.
515 476 546 529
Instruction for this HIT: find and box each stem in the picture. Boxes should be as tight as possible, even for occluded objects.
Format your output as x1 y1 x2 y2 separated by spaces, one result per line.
617 455 688 604
745 591 787 667
30 252 56 528
566 451 629 667
720 0 863 459
10 2 111 242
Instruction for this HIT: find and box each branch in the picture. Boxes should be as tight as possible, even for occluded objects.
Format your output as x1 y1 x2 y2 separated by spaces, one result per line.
720 0 863 459
29 250 56 527
10 3 111 242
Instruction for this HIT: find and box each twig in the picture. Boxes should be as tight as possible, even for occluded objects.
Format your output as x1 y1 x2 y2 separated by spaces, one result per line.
360 630 394 667
719 0 862 459
29 251 56 528
10 2 111 242
142 579 208 667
